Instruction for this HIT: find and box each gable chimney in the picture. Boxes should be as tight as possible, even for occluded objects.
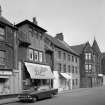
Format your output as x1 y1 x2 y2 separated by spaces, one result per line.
33 17 38 25
55 33 64 41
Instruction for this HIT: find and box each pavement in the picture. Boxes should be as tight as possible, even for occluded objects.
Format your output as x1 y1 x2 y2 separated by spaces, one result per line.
0 87 102 105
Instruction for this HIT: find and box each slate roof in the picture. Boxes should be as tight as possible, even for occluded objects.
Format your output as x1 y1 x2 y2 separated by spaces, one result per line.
45 33 79 56
71 43 87 55
16 20 47 32
0 16 14 27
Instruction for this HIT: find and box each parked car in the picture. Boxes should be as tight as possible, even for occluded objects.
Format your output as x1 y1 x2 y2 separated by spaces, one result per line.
18 85 58 102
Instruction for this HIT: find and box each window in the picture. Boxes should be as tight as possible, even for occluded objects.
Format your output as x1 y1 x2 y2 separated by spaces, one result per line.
63 64 66 72
68 55 70 61
29 31 33 37
68 65 71 73
72 56 74 62
85 64 92 72
72 66 74 73
28 49 33 61
63 52 66 60
39 52 43 62
85 64 88 70
89 53 91 60
58 51 61 59
89 64 92 70
72 79 75 86
0 27 5 40
76 79 78 85
34 50 38 62
75 67 78 74
58 63 62 72
85 53 91 60
75 57 77 62
0 51 5 65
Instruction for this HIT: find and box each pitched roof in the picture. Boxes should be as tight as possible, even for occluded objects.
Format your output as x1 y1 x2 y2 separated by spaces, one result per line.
0 16 14 27
45 33 79 56
16 20 47 32
92 39 101 54
71 43 87 55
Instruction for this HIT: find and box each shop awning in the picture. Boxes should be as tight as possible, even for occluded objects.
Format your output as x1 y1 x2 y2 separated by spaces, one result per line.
98 74 103 77
60 73 72 79
24 62 54 79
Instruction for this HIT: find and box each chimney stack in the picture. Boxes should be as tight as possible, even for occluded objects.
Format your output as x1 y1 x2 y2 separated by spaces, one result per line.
55 33 64 41
33 17 38 25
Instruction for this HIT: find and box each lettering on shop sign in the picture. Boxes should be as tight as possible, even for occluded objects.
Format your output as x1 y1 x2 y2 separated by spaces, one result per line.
34 67 47 76
0 71 12 75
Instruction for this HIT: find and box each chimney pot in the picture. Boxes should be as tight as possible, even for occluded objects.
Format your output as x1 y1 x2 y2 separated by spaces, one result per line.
33 17 37 25
55 33 64 41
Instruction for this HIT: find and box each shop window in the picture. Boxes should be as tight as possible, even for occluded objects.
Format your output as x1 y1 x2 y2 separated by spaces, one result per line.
0 27 5 40
0 51 5 65
28 49 33 61
39 52 43 62
34 50 39 62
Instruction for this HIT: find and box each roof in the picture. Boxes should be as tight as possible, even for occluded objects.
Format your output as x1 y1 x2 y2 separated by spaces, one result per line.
45 34 79 56
15 20 47 32
92 39 101 54
71 43 87 55
0 16 14 28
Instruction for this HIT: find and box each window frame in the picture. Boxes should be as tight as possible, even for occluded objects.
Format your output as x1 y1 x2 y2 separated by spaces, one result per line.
0 50 5 65
0 26 5 40
34 50 39 62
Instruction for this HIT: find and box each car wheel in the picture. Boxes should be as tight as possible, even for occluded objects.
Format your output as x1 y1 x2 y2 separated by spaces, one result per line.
50 94 54 98
32 97 37 102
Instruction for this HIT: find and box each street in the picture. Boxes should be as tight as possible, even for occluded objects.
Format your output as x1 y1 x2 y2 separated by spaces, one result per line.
4 87 105 105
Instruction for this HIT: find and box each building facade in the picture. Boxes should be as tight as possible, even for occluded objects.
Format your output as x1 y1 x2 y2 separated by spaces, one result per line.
71 40 102 88
45 33 80 91
15 18 54 91
0 8 17 94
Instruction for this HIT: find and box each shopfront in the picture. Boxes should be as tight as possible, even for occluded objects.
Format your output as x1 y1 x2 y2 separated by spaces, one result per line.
0 70 12 95
59 73 72 91
23 62 54 89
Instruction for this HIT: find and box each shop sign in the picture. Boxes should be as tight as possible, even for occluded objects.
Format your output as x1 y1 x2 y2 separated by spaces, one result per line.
0 71 12 75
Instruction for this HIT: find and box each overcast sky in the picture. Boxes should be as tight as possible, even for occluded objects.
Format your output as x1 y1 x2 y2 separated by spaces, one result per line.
0 0 105 52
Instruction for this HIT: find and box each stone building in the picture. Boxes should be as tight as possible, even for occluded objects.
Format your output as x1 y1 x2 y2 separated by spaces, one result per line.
15 18 54 91
0 6 18 94
71 40 103 88
44 33 80 91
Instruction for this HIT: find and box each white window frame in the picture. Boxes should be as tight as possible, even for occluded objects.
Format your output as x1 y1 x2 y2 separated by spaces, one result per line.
0 27 5 40
39 52 43 62
34 50 39 62
28 49 33 61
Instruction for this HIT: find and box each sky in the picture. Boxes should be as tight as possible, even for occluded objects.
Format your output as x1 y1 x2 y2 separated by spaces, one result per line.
0 0 105 52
